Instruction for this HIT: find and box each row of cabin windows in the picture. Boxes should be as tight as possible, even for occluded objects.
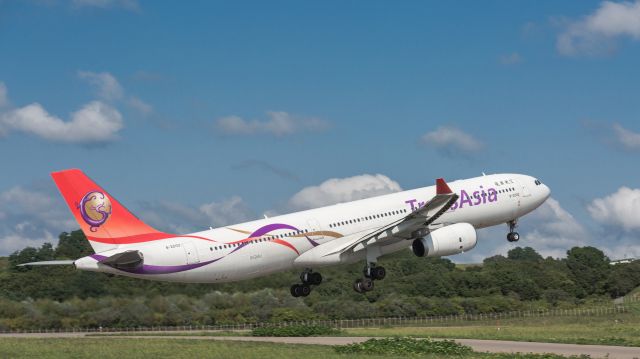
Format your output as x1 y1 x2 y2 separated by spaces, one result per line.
498 187 515 194
328 209 408 229
209 229 310 251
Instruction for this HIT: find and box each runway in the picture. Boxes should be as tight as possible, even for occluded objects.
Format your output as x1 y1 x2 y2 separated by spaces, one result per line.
2 332 639 359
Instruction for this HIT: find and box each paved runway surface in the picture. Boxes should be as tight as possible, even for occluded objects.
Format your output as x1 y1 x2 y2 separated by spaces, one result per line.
2 332 639 359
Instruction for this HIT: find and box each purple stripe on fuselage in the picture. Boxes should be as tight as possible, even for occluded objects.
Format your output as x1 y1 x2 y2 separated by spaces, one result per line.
249 223 319 247
249 223 298 237
90 254 221 275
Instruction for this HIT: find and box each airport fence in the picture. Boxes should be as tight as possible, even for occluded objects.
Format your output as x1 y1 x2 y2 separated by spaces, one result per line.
0 302 634 335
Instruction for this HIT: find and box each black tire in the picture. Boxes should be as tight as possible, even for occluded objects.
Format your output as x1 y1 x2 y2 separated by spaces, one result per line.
310 272 322 285
290 284 301 297
373 266 386 280
361 277 374 291
353 279 364 293
300 284 311 297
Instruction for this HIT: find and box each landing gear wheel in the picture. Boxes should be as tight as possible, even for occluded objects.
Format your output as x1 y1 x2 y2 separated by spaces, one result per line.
361 277 374 291
310 272 322 285
371 266 386 280
291 284 311 297
353 279 365 293
353 278 374 293
507 232 520 242
291 284 301 297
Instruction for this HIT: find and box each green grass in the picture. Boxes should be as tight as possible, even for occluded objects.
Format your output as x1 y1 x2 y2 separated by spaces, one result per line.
0 338 591 359
89 308 640 347
343 314 640 347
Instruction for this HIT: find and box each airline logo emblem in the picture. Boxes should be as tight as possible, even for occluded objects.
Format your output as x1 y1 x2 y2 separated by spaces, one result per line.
79 191 112 232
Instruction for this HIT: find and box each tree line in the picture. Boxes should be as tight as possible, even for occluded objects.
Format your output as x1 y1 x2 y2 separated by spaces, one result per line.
0 230 638 330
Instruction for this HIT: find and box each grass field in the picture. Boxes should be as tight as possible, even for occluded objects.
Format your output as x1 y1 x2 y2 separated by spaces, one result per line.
88 308 640 347
0 338 595 359
343 313 640 347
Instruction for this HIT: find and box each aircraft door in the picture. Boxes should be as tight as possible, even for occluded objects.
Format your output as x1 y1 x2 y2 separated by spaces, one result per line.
183 242 200 265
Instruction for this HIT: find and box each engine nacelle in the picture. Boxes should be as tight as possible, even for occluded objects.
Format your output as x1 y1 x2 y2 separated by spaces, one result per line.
412 223 477 257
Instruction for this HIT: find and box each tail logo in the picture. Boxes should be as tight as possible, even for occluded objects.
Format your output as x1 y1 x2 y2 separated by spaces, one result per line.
78 191 112 232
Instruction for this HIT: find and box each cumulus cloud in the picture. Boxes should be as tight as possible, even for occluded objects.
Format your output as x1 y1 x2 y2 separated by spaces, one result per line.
78 71 124 101
0 101 123 143
612 123 640 150
215 111 329 137
79 71 153 116
288 174 402 210
588 187 640 231
0 82 8 108
72 0 139 11
0 185 76 254
499 52 523 65
420 126 483 157
137 197 255 234
557 0 640 56
518 198 590 258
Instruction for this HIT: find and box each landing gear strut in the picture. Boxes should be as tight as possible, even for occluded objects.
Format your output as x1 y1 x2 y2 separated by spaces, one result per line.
507 219 520 242
353 263 386 293
291 269 322 297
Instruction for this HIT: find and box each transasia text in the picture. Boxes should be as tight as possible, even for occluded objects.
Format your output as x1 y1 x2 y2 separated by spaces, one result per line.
405 187 499 212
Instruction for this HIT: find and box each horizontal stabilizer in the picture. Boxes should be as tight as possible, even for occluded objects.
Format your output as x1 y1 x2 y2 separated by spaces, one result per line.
18 260 75 267
98 250 144 271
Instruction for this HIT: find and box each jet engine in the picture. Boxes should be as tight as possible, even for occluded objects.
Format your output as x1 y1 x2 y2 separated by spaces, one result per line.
412 223 477 257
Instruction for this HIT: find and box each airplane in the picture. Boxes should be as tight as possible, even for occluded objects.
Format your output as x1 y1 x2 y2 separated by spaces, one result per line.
21 169 550 297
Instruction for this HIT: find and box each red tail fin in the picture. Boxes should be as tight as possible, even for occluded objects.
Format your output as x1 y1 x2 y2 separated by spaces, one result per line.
51 169 171 253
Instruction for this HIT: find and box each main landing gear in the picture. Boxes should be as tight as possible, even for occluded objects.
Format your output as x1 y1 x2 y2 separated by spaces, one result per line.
290 269 322 297
507 219 520 242
353 264 386 293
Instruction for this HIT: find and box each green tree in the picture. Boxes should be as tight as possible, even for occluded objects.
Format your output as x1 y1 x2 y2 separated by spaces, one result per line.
566 247 610 297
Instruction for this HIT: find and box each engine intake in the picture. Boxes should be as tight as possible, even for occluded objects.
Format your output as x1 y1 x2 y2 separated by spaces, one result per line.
412 223 477 257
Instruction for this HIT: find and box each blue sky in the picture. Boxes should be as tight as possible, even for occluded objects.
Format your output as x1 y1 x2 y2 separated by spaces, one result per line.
0 0 639 260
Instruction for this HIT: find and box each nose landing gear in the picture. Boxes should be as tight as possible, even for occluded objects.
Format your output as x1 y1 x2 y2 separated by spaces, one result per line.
507 219 520 242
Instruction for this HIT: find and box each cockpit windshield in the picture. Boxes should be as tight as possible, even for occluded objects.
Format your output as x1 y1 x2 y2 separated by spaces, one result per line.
534 179 542 186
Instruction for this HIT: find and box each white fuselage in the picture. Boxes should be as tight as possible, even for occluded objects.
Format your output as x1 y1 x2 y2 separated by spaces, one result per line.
75 173 550 283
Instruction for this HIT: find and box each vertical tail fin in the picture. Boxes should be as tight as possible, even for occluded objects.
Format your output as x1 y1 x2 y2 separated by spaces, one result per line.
51 169 171 253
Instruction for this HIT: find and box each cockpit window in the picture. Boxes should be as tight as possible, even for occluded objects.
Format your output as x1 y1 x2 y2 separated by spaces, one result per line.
534 179 541 186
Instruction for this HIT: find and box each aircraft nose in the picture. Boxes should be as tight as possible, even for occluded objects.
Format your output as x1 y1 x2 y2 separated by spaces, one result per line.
541 183 551 200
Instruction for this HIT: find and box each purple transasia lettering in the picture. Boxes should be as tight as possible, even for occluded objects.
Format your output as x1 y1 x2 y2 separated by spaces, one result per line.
405 186 498 212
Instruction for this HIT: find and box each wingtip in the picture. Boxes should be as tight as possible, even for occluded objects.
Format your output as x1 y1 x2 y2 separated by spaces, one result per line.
436 178 453 194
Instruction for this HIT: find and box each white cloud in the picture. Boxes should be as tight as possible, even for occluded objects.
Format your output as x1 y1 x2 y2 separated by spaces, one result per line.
420 126 483 156
0 185 76 254
78 71 124 101
127 96 153 116
499 52 523 65
519 198 590 258
0 101 123 143
137 197 254 234
288 174 402 210
72 0 139 11
557 0 640 56
0 82 8 108
612 123 640 150
215 111 329 137
588 187 640 231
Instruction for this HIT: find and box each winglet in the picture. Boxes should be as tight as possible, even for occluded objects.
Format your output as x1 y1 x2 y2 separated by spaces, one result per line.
436 178 453 194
